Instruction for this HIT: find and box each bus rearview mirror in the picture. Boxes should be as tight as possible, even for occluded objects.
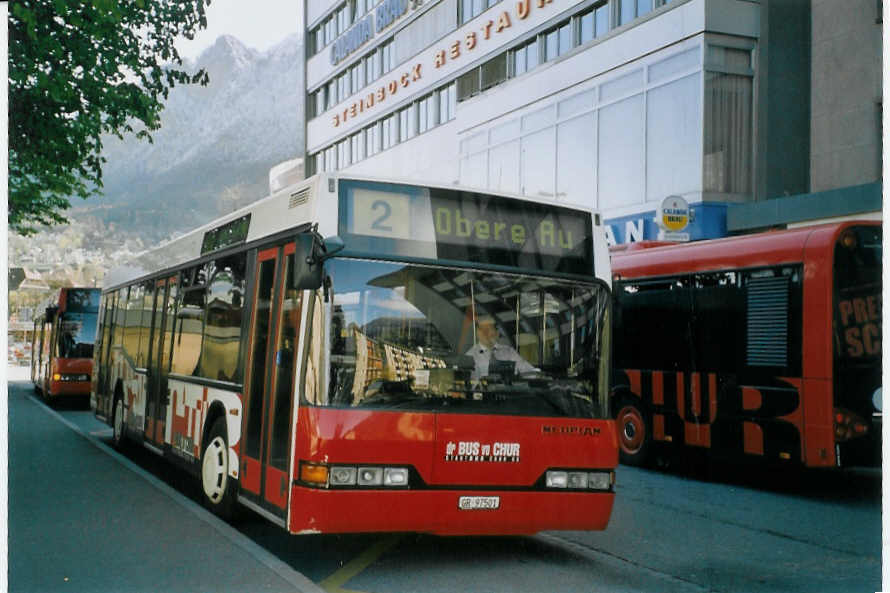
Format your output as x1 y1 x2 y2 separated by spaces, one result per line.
294 234 323 290
293 234 345 291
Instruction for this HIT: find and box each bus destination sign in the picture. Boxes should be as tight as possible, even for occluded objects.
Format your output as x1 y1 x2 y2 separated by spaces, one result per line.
338 180 593 275
201 214 251 256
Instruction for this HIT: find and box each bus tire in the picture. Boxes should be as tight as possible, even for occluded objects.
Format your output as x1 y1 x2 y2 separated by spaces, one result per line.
111 395 127 450
201 417 236 520
616 397 650 467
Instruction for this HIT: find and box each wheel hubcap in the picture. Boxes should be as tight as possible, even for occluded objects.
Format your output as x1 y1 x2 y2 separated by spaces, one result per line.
202 436 228 503
618 406 645 455
113 400 123 442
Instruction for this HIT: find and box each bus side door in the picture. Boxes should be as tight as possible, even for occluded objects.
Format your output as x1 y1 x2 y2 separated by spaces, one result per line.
241 243 301 520
146 275 178 447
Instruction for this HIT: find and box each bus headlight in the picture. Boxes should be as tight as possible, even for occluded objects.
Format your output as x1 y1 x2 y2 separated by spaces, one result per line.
384 467 409 486
54 373 90 382
306 463 411 488
329 466 357 486
546 471 568 488
587 471 613 491
357 467 383 486
546 470 613 491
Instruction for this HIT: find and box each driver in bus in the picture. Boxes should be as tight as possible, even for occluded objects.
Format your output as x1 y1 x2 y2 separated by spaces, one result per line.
466 315 537 380
60 330 76 358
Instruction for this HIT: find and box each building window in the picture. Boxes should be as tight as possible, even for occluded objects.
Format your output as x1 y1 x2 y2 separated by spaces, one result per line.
325 145 337 172
545 29 558 61
418 93 438 134
367 50 381 84
381 39 395 74
460 0 499 24
326 81 336 110
335 73 346 103
703 71 753 195
366 121 381 156
580 10 594 44
457 68 481 102
337 138 351 169
480 54 507 90
512 37 538 77
440 82 457 122
559 21 573 55
398 104 416 142
382 114 397 149
351 62 365 94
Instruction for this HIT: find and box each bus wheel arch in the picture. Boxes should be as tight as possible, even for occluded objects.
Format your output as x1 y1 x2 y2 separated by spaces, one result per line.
614 393 650 467
201 415 237 520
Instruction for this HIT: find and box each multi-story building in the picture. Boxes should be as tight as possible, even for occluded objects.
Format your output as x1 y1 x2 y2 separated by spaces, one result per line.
302 0 882 245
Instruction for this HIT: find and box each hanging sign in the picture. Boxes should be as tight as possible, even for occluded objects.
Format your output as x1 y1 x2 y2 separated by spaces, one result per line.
656 195 690 241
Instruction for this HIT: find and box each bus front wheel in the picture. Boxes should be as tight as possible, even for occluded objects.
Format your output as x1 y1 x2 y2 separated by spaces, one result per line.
201 417 236 520
616 398 650 466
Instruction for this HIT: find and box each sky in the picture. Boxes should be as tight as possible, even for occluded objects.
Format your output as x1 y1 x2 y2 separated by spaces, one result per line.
176 0 303 60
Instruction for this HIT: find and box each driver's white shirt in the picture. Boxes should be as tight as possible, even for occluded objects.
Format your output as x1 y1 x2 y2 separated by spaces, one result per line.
466 342 537 380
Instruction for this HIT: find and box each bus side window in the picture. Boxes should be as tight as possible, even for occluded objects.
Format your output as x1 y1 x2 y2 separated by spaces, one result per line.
172 286 206 378
614 276 692 372
692 272 743 373
124 285 144 366
200 253 247 384
138 281 154 368
112 289 127 355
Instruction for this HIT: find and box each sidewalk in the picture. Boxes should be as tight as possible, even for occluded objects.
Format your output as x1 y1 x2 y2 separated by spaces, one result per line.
7 380 324 593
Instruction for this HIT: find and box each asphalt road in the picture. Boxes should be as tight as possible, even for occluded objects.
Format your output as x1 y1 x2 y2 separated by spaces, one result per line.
7 375 883 593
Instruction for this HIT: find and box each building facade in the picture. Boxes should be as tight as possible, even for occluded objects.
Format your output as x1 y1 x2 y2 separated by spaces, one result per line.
302 0 882 245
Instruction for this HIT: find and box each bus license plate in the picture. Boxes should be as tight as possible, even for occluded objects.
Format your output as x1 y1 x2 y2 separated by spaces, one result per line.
458 496 500 510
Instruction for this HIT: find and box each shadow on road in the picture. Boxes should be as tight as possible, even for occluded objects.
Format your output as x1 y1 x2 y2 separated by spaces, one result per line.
630 454 881 504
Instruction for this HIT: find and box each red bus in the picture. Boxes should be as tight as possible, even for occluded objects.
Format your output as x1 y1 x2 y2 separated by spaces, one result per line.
31 287 101 399
92 174 617 535
610 221 881 469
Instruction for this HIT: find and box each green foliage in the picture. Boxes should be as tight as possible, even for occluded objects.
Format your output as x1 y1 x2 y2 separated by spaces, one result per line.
8 0 211 235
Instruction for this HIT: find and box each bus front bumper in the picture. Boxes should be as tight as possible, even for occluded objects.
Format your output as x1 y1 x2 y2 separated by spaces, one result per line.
286 487 615 536
47 380 92 397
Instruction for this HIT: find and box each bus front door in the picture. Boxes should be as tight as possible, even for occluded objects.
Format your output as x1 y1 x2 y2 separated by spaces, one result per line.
241 244 301 519
146 275 178 447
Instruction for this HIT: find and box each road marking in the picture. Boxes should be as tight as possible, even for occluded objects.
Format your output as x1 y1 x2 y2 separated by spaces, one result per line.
319 534 403 593
25 393 326 593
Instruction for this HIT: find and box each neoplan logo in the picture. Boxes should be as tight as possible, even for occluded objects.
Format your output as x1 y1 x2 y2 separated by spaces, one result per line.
542 425 601 436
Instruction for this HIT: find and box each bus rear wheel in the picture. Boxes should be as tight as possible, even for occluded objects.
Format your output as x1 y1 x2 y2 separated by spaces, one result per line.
616 399 650 466
201 417 236 520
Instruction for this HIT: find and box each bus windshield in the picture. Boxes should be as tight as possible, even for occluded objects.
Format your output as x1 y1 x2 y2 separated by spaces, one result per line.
58 311 98 358
321 259 610 419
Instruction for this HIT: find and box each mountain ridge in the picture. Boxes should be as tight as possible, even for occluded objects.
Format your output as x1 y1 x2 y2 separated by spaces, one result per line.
83 34 305 243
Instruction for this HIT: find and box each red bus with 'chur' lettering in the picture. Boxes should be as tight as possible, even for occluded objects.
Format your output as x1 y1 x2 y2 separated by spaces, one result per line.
92 174 617 535
610 221 881 469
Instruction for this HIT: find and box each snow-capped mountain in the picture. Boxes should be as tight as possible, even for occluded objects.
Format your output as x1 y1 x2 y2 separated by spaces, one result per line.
83 34 304 243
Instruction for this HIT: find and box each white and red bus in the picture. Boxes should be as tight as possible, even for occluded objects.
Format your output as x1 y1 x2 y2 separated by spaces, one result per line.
32 287 101 400
92 174 617 535
610 221 881 469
